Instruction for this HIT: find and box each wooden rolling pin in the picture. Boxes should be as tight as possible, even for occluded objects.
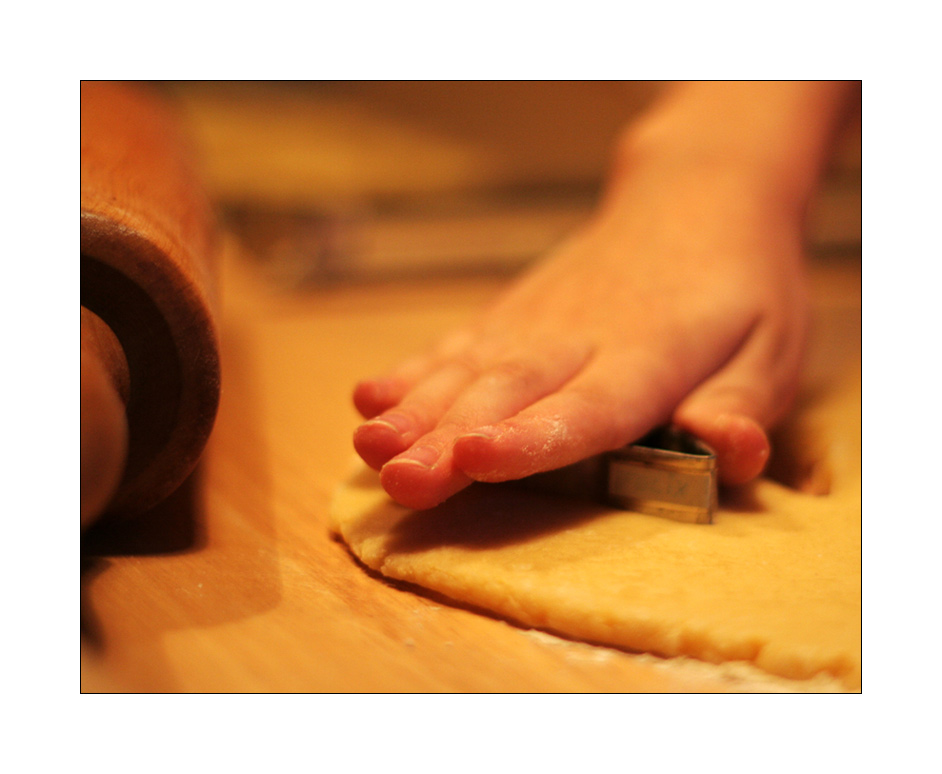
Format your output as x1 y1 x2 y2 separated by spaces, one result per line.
81 81 220 527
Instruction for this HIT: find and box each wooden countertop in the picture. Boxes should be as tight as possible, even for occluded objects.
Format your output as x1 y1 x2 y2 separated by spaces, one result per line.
80 83 861 692
80 243 861 693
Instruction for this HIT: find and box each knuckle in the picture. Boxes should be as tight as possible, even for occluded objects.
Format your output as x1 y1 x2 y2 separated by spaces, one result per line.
485 359 544 391
447 350 486 379
393 405 428 429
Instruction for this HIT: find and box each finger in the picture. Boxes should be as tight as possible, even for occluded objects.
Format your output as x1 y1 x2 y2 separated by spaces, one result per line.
378 344 593 508
352 329 478 418
353 359 481 470
672 319 805 485
452 352 687 482
353 367 426 420
379 446 472 510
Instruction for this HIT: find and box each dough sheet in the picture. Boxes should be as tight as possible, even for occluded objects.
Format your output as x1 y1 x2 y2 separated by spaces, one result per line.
332 295 861 691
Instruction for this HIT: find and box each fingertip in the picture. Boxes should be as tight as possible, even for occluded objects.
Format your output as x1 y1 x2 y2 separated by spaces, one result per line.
352 380 383 419
379 460 439 509
716 414 770 485
353 378 402 419
380 452 472 510
452 427 504 481
353 418 410 470
677 412 770 486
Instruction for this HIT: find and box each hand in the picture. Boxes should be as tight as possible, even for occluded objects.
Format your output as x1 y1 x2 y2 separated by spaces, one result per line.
353 151 810 509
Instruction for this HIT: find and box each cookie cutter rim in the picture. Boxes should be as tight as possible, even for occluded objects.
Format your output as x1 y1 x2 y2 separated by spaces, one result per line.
604 426 717 524
522 426 718 524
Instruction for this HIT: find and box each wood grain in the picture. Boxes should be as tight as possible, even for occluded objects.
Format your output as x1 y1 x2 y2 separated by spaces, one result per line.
80 248 860 693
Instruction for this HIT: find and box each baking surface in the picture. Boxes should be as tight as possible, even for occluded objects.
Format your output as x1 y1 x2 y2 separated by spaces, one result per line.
329 250 861 692
332 429 860 690
80 83 861 692
80 249 860 692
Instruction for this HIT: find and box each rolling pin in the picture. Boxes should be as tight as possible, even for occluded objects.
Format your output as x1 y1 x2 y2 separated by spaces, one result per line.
81 81 221 527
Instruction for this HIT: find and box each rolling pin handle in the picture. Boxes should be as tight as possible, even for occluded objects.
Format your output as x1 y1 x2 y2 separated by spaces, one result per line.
81 81 220 526
81 308 130 527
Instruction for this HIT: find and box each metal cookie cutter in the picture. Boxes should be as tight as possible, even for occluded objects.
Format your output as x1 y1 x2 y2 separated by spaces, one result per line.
525 426 718 524
606 426 717 523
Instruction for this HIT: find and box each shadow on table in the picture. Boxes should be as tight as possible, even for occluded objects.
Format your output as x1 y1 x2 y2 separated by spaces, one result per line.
79 319 283 690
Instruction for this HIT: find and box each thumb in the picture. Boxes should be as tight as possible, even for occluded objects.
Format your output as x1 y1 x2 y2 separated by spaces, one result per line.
674 402 771 486
672 328 802 486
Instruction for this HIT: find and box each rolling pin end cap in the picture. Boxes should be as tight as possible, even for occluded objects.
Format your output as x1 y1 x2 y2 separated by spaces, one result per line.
81 346 129 529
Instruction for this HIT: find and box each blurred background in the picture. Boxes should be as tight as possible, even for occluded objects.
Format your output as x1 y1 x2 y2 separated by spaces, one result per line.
159 81 861 285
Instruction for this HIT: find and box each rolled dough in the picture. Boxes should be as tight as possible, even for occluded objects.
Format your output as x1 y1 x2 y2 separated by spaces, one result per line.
331 290 861 691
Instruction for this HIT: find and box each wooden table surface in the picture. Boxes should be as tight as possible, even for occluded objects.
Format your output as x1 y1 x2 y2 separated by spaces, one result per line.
79 241 861 693
80 83 861 693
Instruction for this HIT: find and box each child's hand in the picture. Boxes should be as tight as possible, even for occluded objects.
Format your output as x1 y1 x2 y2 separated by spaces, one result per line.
352 81 853 509
353 155 809 508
